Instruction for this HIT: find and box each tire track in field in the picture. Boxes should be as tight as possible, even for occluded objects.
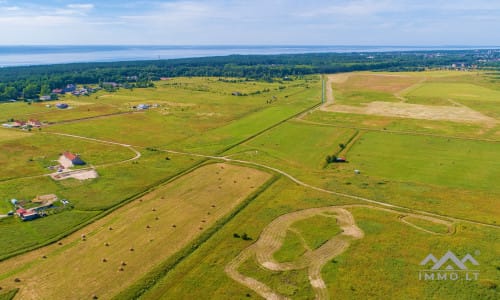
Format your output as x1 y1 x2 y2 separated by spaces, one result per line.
225 205 453 300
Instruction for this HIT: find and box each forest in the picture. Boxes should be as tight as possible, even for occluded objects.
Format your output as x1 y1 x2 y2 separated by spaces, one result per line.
0 49 498 101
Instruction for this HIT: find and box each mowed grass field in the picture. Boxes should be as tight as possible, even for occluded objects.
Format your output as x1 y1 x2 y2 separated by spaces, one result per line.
0 75 320 259
0 73 498 299
0 131 134 181
43 76 321 153
138 178 499 300
0 163 271 299
346 131 500 192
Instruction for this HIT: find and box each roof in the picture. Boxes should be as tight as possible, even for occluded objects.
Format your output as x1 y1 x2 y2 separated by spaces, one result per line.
64 152 78 161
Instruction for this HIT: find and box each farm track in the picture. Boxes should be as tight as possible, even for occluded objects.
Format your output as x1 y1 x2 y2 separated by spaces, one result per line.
42 131 499 230
44 110 143 126
0 132 141 183
304 73 498 142
225 204 453 300
295 118 499 143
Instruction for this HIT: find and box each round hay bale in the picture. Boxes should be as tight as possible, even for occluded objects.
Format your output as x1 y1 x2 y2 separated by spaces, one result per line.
14 278 21 283
102 258 107 263
121 261 127 266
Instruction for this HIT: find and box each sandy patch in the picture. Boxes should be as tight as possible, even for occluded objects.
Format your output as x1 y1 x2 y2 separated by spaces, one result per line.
51 169 99 181
327 73 352 84
323 101 496 124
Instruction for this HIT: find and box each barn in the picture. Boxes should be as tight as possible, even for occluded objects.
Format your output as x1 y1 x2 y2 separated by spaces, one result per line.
61 152 86 167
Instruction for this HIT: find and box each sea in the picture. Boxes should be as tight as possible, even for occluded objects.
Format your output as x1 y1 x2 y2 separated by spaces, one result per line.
0 45 496 67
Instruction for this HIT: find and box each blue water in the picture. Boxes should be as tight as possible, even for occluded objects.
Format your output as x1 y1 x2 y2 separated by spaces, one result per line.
0 45 497 67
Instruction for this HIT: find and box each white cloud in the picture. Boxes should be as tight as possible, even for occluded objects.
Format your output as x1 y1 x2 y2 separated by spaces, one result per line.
67 4 95 10
4 6 20 11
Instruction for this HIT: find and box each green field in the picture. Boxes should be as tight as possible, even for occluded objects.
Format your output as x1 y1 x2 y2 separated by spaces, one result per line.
0 73 498 299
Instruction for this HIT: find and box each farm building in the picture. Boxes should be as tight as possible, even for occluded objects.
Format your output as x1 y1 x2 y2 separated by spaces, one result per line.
60 152 86 168
27 119 42 127
16 208 39 221
137 104 150 110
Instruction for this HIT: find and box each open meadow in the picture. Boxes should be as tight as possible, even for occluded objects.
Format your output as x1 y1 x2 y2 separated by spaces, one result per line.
0 72 498 299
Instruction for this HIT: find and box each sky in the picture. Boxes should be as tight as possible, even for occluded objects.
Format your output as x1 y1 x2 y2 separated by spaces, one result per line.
0 0 499 45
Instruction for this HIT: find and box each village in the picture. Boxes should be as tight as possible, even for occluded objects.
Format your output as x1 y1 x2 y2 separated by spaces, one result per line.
1 151 97 222
9 194 71 221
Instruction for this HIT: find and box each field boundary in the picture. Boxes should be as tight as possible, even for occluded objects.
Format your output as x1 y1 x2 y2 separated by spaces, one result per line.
112 174 280 300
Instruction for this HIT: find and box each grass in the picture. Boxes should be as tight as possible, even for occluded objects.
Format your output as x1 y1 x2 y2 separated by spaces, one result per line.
224 121 356 170
273 230 308 263
321 207 499 300
403 216 451 234
0 289 18 300
0 163 271 299
304 110 495 139
0 132 134 180
0 151 202 257
0 199 11 214
0 210 100 258
238 256 314 299
1 73 499 299
291 215 342 250
404 82 500 118
138 178 356 300
346 131 500 192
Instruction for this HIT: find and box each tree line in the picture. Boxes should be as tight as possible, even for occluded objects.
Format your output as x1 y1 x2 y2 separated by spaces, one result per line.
0 49 498 101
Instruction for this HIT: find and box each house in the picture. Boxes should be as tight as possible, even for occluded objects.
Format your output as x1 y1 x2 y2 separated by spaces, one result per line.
52 88 64 94
103 82 119 88
232 91 242 96
27 119 42 127
137 104 150 110
15 207 38 221
56 103 69 109
63 84 76 93
61 151 86 167
12 120 26 127
20 210 39 221
39 95 51 101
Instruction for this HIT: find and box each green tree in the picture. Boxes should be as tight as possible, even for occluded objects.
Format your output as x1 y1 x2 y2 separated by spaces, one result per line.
40 83 51 96
3 86 18 99
23 83 39 99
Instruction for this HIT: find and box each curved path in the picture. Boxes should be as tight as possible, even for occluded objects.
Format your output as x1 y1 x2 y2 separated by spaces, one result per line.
225 204 454 300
